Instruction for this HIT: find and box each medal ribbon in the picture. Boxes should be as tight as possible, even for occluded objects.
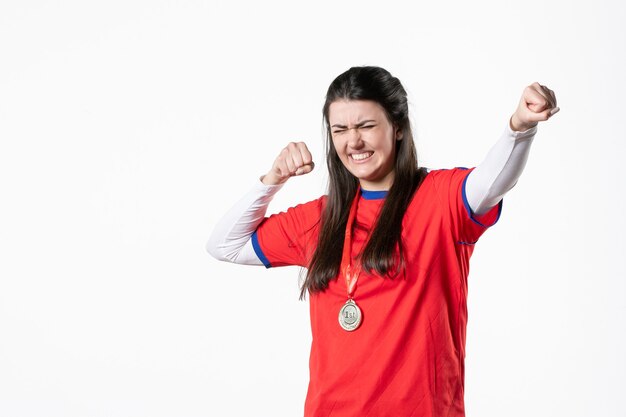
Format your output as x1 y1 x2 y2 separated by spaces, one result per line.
341 188 362 299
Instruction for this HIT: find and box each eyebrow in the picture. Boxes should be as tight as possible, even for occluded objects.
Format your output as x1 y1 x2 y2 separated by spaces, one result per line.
331 119 377 129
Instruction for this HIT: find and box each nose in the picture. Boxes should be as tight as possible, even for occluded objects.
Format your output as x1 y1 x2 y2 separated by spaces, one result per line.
346 127 363 149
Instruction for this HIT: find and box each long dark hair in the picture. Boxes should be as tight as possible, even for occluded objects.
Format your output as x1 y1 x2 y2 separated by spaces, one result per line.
299 66 428 300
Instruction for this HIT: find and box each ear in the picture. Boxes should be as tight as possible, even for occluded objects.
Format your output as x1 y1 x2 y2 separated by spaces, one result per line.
395 128 403 141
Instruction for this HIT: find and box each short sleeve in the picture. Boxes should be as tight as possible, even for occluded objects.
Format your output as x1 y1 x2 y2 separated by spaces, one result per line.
251 196 325 268
430 167 502 244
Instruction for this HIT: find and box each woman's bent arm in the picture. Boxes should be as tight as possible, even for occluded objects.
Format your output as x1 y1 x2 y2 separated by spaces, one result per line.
206 178 284 265
207 141 314 266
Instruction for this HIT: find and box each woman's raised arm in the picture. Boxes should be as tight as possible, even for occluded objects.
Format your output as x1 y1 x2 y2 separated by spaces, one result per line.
465 82 559 215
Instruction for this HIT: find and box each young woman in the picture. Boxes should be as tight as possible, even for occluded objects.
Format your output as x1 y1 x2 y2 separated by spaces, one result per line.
207 66 558 417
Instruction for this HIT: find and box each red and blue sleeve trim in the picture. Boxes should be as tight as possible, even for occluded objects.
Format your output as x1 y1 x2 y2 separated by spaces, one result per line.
461 169 503 228
251 231 272 268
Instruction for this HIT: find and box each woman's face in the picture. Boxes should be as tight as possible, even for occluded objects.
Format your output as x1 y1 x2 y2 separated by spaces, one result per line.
328 99 402 191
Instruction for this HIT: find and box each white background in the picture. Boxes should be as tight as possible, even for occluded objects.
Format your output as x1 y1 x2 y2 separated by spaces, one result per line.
1 0 624 416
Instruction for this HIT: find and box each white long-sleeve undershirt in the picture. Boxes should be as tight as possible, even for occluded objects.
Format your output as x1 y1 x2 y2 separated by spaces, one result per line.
465 122 537 215
205 179 284 265
206 122 538 266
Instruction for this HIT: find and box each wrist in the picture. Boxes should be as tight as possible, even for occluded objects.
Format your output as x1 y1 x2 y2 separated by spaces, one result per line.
509 114 537 132
261 172 284 186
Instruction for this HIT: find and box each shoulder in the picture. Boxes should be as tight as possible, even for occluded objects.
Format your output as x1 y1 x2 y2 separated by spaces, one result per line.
423 166 475 187
291 195 327 212
268 194 327 221
424 166 472 176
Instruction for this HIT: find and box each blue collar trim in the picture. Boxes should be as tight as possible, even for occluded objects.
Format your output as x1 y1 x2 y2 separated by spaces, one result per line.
360 188 388 200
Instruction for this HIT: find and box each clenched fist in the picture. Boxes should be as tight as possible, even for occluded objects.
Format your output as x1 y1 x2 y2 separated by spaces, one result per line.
261 142 315 186
510 82 559 132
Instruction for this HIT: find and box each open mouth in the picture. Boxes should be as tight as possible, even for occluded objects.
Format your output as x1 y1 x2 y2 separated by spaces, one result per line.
350 152 373 162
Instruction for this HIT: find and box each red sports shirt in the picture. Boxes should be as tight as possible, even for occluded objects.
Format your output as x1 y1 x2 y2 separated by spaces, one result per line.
251 167 502 417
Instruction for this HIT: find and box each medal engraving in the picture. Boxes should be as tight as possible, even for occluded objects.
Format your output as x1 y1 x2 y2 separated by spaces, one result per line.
338 299 362 331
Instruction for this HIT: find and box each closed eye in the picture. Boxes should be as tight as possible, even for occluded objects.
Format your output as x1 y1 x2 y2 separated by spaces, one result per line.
332 125 375 134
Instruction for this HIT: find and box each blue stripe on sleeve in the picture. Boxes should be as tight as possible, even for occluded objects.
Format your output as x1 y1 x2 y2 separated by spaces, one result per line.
251 231 272 268
461 170 503 228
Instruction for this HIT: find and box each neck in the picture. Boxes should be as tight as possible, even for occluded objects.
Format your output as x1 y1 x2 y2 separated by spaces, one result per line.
359 180 392 192
358 170 394 191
